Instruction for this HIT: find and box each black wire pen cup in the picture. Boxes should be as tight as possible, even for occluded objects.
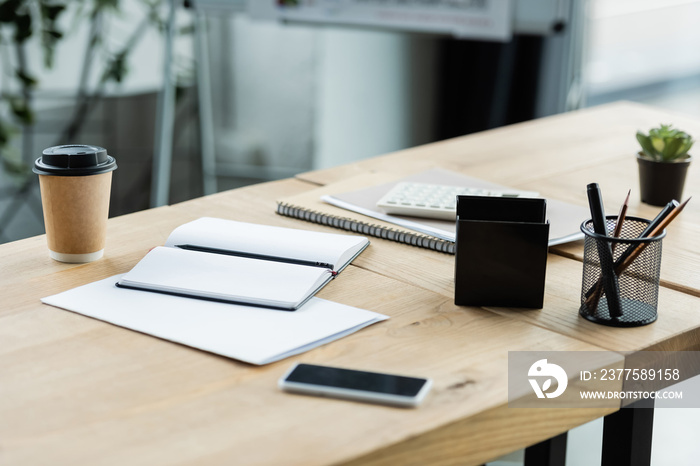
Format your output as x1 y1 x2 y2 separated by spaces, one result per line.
579 216 666 327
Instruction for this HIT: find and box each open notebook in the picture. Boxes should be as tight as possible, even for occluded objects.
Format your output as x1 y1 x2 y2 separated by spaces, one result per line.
117 217 369 310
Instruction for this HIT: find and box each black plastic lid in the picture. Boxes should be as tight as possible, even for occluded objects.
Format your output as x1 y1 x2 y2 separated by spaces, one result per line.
33 145 117 176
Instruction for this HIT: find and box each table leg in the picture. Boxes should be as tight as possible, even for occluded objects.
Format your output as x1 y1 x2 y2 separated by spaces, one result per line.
602 398 655 466
524 431 568 466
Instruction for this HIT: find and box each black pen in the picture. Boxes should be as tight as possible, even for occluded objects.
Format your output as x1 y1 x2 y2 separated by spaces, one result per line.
176 244 335 270
587 183 623 318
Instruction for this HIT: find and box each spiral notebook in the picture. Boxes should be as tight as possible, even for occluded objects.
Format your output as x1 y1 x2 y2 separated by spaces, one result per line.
276 169 587 254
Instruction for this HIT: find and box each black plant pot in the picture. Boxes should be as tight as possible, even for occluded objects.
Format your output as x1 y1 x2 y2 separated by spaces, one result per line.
637 153 692 206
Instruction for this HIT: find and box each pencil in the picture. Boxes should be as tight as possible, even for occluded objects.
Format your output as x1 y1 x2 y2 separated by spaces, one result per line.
584 198 678 301
615 197 691 274
611 189 631 241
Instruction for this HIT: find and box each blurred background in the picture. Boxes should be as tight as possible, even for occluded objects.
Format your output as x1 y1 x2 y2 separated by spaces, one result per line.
2 0 699 244
1 1 699 464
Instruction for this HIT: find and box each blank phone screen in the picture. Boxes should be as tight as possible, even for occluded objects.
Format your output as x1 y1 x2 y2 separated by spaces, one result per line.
285 364 427 397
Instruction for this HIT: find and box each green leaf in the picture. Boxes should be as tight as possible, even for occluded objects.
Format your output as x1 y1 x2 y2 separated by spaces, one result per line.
15 69 38 88
43 4 66 21
37 0 69 68
95 0 120 12
0 0 22 23
639 124 695 161
661 137 683 161
0 120 13 145
679 139 694 156
9 98 35 125
636 132 658 159
14 13 33 43
650 136 665 153
102 52 128 83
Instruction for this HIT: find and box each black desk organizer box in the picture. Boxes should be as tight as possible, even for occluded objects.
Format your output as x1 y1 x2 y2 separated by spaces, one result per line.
579 216 665 327
454 196 549 309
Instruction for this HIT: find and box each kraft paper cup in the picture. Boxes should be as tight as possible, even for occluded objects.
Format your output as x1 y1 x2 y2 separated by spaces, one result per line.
34 145 117 263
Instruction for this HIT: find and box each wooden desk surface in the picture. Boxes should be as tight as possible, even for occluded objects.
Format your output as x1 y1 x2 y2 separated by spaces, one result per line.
297 101 700 298
293 101 700 352
1 102 698 465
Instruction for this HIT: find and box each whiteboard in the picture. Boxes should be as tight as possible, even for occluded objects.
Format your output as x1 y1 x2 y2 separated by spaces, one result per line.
193 0 570 38
248 0 513 41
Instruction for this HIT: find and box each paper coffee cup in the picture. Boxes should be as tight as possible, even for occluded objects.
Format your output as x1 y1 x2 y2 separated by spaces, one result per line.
34 145 117 263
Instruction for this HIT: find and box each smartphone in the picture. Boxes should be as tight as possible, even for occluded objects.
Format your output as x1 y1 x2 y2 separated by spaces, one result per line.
278 363 432 408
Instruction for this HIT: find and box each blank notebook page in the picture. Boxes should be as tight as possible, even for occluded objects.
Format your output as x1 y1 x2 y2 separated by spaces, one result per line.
118 247 332 308
164 217 367 271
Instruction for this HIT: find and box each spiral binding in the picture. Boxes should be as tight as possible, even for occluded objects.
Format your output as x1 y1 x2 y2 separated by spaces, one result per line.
276 203 455 254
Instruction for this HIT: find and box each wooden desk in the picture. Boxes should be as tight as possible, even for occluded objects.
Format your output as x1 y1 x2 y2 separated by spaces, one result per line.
1 102 698 465
297 101 700 299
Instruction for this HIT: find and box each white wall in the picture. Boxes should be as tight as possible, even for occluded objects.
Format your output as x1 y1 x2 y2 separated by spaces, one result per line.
313 28 413 169
210 16 317 174
585 0 700 94
208 16 436 175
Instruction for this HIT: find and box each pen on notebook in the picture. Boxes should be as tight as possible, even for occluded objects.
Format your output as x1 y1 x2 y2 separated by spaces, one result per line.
584 197 679 300
587 183 623 318
175 244 335 270
588 189 631 312
615 197 691 274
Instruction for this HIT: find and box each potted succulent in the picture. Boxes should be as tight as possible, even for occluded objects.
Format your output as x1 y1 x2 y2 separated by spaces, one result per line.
636 124 693 206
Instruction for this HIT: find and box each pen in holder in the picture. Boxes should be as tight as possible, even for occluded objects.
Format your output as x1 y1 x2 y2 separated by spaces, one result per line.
579 216 665 327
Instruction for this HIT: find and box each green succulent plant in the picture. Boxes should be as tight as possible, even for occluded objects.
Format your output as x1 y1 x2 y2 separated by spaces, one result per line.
636 124 694 162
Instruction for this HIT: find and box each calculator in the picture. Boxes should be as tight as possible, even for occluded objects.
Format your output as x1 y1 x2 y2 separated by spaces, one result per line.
376 182 539 220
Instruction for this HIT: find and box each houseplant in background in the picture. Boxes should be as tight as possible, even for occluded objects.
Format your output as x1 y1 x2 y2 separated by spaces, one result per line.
0 0 175 241
636 124 693 206
0 0 165 178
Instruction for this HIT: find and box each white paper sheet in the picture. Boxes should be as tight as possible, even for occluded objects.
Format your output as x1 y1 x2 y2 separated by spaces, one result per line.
42 275 388 365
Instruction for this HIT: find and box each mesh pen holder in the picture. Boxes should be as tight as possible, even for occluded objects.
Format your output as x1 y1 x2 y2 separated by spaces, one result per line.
579 216 665 327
